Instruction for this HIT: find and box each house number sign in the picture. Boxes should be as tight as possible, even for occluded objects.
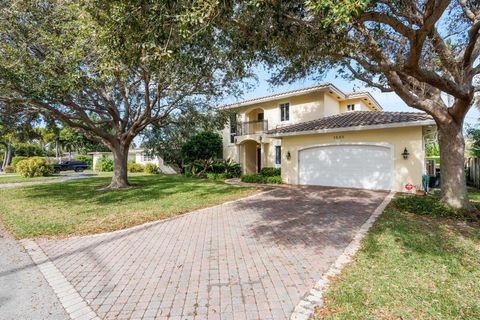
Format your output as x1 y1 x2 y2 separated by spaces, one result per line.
333 135 344 140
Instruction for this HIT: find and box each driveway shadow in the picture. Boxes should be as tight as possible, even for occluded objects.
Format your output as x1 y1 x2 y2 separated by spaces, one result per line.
233 186 388 250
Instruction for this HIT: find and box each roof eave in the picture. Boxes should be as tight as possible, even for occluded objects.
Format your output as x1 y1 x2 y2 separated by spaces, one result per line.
266 119 436 138
345 92 383 111
219 84 346 110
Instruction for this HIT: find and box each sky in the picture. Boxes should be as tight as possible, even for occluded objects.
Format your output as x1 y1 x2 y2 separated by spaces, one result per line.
221 66 480 128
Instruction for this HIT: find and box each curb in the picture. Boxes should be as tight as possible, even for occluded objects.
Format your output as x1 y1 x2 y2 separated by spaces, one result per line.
21 239 100 320
290 191 395 320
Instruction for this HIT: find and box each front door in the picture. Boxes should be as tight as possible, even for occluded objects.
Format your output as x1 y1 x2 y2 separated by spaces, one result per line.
257 113 264 121
256 147 261 173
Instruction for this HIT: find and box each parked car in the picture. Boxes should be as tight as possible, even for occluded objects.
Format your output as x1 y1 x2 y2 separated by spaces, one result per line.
53 161 88 173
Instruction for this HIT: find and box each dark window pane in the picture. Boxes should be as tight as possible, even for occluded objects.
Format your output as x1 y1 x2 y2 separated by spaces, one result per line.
275 146 281 164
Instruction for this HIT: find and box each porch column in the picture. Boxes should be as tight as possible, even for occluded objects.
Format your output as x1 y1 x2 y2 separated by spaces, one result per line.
260 143 264 171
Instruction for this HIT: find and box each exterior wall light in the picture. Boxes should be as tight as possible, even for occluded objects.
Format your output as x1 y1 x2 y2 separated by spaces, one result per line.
401 147 410 160
259 135 263 142
286 151 291 160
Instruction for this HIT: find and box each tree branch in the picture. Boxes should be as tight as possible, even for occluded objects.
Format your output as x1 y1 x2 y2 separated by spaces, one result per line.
461 18 480 69
346 64 393 92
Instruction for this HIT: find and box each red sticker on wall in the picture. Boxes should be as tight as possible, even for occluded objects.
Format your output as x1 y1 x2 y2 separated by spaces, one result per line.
405 183 413 191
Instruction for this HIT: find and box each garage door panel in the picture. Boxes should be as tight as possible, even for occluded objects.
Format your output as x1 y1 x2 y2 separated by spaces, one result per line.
298 144 393 190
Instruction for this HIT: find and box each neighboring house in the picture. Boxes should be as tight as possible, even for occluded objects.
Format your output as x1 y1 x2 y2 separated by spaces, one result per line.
89 149 177 174
220 83 437 192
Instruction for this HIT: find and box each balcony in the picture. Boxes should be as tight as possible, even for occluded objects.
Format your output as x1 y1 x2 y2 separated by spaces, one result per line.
237 120 268 136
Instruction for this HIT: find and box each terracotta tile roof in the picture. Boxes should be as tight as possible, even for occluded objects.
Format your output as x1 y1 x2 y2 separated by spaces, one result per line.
220 84 383 110
220 83 336 108
267 111 434 135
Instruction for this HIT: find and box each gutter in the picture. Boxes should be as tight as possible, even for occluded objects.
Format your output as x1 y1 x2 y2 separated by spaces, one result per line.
266 120 436 138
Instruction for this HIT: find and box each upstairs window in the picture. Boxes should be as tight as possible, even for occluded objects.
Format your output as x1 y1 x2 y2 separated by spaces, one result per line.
280 103 290 121
347 104 355 111
275 146 281 165
229 113 237 143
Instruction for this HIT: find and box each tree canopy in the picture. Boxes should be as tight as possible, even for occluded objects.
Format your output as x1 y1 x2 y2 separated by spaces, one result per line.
142 109 229 170
0 0 247 187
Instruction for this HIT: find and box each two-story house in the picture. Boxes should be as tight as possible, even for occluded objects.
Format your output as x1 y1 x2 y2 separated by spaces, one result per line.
221 83 436 192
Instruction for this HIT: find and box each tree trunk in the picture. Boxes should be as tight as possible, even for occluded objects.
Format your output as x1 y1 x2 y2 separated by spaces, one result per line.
437 121 471 210
56 141 59 162
108 145 130 189
2 143 12 169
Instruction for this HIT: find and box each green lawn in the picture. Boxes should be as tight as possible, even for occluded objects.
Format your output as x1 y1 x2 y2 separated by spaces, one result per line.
0 174 61 184
314 199 480 319
0 174 254 238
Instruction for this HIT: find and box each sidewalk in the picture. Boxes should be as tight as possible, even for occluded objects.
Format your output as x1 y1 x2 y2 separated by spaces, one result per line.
0 224 68 320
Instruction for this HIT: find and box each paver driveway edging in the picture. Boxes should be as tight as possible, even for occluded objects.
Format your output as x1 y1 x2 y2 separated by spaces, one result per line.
21 239 101 320
290 191 395 320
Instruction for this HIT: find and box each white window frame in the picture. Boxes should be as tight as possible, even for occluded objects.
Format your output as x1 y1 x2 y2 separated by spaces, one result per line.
275 145 281 165
279 102 290 122
347 104 355 112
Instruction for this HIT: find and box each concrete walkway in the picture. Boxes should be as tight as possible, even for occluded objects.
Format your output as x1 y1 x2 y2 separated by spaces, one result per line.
20 186 388 320
0 224 68 320
0 173 96 189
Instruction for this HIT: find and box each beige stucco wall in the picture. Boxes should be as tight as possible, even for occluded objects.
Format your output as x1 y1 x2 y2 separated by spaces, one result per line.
221 92 326 146
323 93 340 116
339 98 374 112
279 126 425 191
240 140 258 174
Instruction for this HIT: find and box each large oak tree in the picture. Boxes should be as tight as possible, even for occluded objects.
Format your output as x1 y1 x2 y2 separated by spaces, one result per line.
210 0 480 209
0 0 245 188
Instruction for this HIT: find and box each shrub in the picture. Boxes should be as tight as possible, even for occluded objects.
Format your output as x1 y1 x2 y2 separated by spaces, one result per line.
127 161 144 173
393 194 455 218
3 165 15 173
144 163 159 174
260 167 281 177
16 157 53 178
265 176 282 184
74 155 93 169
241 174 265 183
241 173 282 184
95 155 114 172
181 131 223 164
186 158 241 179
223 159 241 178
206 172 228 180
11 156 28 170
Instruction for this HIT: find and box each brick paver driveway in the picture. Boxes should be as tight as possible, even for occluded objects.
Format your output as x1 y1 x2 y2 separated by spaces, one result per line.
34 187 388 320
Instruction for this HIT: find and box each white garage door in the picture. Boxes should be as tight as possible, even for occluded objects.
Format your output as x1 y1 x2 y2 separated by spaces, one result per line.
298 144 393 190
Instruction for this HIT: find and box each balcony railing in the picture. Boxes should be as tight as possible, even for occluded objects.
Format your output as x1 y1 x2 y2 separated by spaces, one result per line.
237 120 268 136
